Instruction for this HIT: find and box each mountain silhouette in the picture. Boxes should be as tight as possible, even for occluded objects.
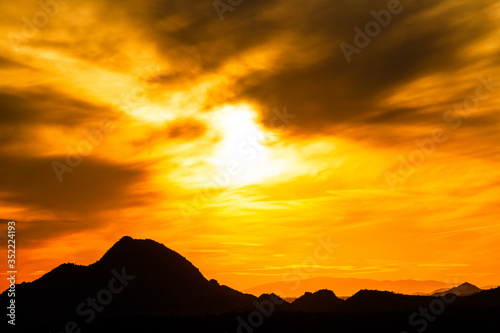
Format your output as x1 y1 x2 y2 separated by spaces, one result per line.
340 289 436 314
3 236 500 333
454 286 500 307
339 286 500 315
1 236 255 325
290 289 344 312
246 293 292 312
431 282 482 297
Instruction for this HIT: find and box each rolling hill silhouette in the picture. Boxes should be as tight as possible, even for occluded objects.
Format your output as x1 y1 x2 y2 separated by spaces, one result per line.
245 293 292 312
290 289 344 312
454 286 500 307
340 290 435 314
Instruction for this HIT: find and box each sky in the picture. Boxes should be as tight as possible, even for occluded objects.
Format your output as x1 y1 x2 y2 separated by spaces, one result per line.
1 0 500 293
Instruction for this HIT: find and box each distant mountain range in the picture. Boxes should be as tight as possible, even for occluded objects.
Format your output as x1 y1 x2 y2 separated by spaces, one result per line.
245 276 463 297
430 282 483 297
2 236 500 333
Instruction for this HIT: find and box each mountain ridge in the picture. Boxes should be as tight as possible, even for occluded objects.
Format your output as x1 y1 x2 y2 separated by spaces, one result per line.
244 276 462 297
1 236 256 324
3 236 500 332
431 282 482 297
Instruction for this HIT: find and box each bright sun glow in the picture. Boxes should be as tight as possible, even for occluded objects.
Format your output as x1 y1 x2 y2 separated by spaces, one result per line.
208 104 278 187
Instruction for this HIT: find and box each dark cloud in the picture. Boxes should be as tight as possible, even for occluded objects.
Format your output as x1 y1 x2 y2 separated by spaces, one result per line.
135 0 278 70
73 0 497 134
0 218 89 249
131 118 207 148
0 154 149 214
236 0 498 131
0 87 116 127
166 118 206 140
16 0 496 137
0 56 27 69
49 0 279 76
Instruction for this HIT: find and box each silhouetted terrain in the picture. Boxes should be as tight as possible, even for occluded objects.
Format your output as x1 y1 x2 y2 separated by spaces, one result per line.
290 289 344 312
431 282 482 297
1 236 254 330
2 236 500 333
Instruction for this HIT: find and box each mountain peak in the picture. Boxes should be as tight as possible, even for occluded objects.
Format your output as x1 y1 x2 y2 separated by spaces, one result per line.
118 235 134 242
99 236 172 264
5 236 256 323
112 236 157 248
431 282 482 297
291 289 343 312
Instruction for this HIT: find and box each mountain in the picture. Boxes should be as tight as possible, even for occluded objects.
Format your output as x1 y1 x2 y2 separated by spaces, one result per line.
2 236 499 333
245 276 460 297
290 289 344 312
454 286 500 307
431 282 482 297
340 290 435 314
0 236 255 325
246 293 292 312
340 286 500 314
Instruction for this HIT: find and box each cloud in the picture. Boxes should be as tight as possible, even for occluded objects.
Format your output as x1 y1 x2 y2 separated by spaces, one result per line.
0 56 26 69
0 154 149 214
4 0 498 135
0 88 116 127
131 118 207 148
236 0 499 131
76 0 498 137
0 218 87 249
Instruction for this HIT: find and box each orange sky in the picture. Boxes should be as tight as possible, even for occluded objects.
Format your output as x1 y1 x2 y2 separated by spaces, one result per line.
1 0 500 293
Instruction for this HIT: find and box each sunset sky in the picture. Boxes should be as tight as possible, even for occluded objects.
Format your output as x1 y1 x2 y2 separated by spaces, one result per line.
1 0 500 293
